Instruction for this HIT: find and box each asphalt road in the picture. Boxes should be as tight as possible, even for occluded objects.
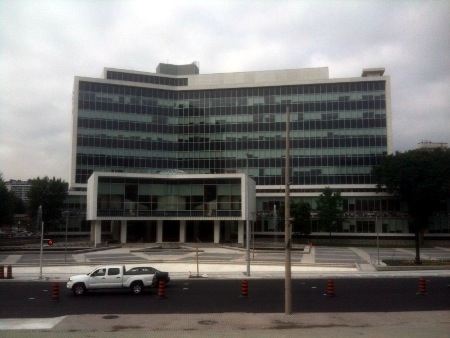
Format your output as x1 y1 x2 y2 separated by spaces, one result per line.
1 278 448 318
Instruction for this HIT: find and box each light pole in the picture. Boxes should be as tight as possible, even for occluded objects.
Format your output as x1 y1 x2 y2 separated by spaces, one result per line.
38 205 44 279
252 212 256 260
245 173 250 276
284 106 292 315
375 212 379 265
64 211 69 262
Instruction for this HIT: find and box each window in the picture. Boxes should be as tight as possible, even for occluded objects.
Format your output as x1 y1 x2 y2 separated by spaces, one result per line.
108 268 121 276
92 268 106 277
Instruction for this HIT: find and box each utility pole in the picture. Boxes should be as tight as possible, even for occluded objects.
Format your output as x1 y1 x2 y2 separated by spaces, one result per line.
38 205 44 279
284 106 292 315
246 175 251 276
64 211 69 262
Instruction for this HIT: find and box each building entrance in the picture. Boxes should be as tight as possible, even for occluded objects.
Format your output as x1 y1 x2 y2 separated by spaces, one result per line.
163 220 180 242
186 221 214 242
127 221 156 242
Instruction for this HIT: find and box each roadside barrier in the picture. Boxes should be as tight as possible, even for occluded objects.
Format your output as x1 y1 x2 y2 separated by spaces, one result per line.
417 277 427 295
326 279 335 297
52 283 60 301
6 265 12 279
0 265 4 279
240 279 248 297
157 280 166 299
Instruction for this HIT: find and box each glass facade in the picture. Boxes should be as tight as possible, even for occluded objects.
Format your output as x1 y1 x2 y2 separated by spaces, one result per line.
74 76 388 186
95 176 242 218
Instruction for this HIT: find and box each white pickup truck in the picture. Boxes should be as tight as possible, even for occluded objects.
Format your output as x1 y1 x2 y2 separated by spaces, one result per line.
67 265 170 296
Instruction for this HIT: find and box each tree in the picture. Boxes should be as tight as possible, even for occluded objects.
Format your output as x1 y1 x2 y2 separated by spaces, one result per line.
316 187 344 238
372 149 450 264
0 173 16 225
291 200 312 235
278 200 312 236
27 177 68 232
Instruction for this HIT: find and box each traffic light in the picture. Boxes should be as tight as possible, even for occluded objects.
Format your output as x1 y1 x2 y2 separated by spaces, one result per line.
48 239 53 246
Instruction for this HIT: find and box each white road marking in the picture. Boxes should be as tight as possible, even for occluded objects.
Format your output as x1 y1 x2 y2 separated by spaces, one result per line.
0 316 66 330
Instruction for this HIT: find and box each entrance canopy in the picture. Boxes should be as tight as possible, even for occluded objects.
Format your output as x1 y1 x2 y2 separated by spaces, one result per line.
87 172 256 222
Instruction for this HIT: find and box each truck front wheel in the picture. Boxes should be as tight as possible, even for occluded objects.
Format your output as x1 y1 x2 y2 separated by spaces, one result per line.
72 283 86 296
131 281 144 294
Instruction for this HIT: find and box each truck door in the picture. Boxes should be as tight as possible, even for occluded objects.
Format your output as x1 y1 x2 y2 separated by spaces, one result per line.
103 267 122 288
88 268 107 288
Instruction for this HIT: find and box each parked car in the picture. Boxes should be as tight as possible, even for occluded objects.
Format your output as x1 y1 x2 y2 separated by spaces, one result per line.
67 265 170 296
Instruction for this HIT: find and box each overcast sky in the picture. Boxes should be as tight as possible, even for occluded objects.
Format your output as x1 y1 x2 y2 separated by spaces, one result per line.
1 0 449 183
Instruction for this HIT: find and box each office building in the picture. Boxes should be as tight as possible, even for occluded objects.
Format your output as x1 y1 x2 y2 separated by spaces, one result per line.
68 62 442 244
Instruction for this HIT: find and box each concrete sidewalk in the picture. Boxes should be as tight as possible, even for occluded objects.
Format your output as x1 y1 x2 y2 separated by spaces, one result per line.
1 311 449 337
2 244 450 281
3 261 361 282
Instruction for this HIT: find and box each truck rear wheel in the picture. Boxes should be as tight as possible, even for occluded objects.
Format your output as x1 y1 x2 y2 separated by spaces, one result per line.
73 283 86 296
131 281 144 294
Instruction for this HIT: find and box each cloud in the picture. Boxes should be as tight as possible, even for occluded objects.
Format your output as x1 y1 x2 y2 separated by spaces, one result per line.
0 0 449 181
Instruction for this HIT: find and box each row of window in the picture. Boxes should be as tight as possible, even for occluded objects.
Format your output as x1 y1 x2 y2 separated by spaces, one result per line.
96 210 243 218
78 99 387 115
97 199 242 210
77 153 381 169
80 89 385 108
84 91 385 107
80 80 386 98
77 134 387 151
76 169 375 186
77 117 387 134
97 177 241 185
261 198 402 213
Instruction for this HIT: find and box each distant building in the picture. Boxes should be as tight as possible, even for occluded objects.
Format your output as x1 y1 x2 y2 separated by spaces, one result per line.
417 141 448 150
5 180 31 203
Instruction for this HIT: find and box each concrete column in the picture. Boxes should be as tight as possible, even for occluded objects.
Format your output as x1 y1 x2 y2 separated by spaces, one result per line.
194 222 199 241
214 220 220 244
93 220 102 247
90 221 95 242
238 220 244 246
120 220 127 244
146 221 153 242
111 221 120 241
157 220 163 243
179 220 186 243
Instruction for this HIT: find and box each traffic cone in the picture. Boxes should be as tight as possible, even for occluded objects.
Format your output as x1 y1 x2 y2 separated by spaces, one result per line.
52 283 60 301
417 277 427 295
240 279 248 297
157 280 166 299
326 279 335 297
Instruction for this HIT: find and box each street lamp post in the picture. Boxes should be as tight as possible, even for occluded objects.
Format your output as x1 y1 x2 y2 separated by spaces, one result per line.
252 214 255 261
38 205 44 279
246 153 251 276
245 174 250 277
64 211 69 262
376 213 380 265
284 106 292 315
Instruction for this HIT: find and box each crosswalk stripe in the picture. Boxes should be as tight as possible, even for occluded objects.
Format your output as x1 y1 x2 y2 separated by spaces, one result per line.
0 316 66 330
